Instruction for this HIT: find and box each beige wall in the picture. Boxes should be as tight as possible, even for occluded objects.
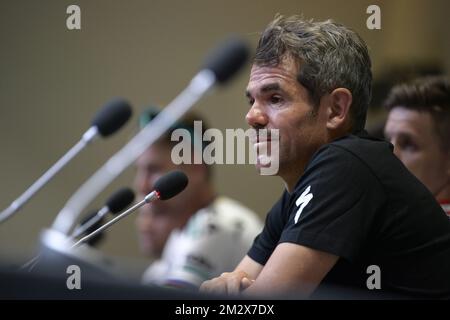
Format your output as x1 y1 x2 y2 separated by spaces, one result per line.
1 0 449 270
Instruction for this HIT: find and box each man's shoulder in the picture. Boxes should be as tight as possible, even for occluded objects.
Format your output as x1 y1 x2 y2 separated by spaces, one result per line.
213 197 260 220
207 196 262 231
327 133 391 158
183 197 262 237
301 132 445 221
309 133 395 174
293 133 391 202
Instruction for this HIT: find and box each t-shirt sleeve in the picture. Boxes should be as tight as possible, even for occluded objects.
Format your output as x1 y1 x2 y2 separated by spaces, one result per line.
280 145 386 262
247 191 289 265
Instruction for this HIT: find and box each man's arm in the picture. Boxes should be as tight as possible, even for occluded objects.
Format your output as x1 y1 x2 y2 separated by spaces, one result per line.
244 242 338 298
235 255 264 279
200 255 263 295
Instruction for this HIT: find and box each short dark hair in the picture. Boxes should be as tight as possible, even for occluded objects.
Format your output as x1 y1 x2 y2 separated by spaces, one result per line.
254 14 373 133
383 76 450 151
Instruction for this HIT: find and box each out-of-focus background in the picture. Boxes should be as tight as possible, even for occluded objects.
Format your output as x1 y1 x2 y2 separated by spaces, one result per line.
1 0 449 275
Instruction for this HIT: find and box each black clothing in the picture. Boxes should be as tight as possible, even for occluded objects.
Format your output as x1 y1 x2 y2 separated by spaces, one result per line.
249 133 450 298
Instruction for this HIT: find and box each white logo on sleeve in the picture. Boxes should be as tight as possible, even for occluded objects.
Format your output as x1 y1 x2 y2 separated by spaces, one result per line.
294 185 313 224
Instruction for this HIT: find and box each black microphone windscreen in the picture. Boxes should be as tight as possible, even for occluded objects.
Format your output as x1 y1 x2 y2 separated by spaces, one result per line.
80 209 105 246
202 37 249 84
154 170 188 200
105 187 135 214
91 98 132 137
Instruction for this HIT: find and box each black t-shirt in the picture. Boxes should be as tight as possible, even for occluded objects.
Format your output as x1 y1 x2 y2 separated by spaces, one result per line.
248 133 450 298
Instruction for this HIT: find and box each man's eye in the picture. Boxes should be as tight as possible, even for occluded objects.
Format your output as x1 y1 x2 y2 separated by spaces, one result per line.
397 138 418 152
270 96 282 104
248 98 255 106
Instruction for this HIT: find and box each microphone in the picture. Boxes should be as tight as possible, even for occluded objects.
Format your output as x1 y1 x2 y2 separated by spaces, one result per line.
91 98 133 137
51 37 249 235
202 36 250 84
70 187 135 239
0 98 133 224
75 209 105 246
20 187 135 271
73 170 188 248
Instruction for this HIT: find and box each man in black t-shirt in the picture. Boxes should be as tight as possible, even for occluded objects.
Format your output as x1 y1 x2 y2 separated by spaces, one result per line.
200 15 450 298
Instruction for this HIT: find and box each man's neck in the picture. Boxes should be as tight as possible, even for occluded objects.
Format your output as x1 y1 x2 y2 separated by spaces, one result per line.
281 166 306 194
194 183 216 211
280 130 349 193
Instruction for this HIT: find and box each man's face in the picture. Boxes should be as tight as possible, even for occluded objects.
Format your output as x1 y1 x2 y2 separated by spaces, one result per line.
384 107 450 197
134 142 194 257
245 58 329 182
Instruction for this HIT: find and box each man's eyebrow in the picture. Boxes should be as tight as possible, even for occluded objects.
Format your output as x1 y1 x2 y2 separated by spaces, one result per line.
386 131 418 141
261 83 282 92
396 131 417 139
245 83 282 98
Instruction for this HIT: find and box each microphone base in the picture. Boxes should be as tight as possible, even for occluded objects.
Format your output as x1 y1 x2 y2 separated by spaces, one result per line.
33 229 125 284
0 229 216 299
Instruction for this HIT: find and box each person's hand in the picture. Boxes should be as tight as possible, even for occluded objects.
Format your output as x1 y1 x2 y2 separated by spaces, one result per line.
199 270 254 295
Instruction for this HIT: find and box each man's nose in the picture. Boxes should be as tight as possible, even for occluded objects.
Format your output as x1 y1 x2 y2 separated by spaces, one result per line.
246 103 268 129
390 138 402 159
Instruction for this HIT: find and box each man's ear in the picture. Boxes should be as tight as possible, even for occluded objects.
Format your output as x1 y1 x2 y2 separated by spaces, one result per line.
325 88 352 130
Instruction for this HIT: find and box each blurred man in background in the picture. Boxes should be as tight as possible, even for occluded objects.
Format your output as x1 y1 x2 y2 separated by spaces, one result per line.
134 108 262 289
384 76 450 216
